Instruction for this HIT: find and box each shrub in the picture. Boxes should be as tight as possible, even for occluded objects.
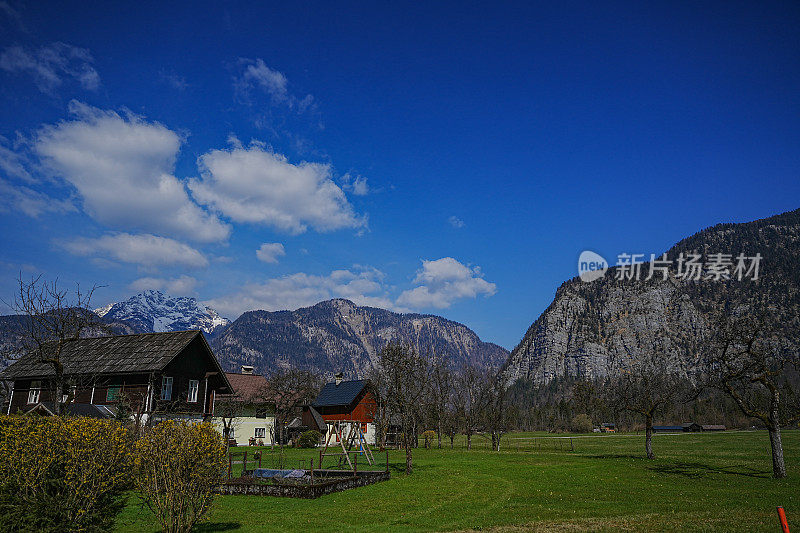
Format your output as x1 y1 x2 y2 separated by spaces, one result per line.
571 413 593 433
134 420 225 533
0 415 132 532
422 430 436 449
297 430 322 448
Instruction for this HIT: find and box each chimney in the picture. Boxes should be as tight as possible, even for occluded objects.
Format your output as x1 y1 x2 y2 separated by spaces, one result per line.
241 365 254 375
335 372 343 386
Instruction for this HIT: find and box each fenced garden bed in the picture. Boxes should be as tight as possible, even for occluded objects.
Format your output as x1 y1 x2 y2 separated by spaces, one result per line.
220 446 390 498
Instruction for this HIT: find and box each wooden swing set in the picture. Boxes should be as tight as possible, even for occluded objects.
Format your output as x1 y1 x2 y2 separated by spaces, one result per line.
318 419 374 471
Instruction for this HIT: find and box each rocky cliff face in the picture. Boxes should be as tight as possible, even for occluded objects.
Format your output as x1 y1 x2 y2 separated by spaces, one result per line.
211 298 508 377
503 208 800 385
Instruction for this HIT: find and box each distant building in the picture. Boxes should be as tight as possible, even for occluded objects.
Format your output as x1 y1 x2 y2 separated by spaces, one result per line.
682 422 702 432
312 377 376 445
0 331 232 422
701 424 726 432
213 366 276 446
652 425 684 433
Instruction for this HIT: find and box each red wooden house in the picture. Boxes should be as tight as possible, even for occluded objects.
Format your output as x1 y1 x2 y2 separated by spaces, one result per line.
311 377 377 444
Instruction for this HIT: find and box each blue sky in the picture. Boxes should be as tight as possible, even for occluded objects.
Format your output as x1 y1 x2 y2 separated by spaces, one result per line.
0 1 798 349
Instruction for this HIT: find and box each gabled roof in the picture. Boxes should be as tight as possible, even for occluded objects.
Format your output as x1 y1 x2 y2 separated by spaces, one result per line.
219 373 270 403
0 330 209 379
305 405 327 432
313 379 369 408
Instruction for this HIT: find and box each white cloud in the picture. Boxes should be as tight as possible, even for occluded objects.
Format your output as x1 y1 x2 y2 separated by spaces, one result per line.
397 257 496 309
0 136 33 182
190 141 366 234
0 178 74 217
36 101 230 243
256 242 286 264
129 275 198 295
0 42 99 93
448 215 465 228
61 233 208 268
237 59 288 101
207 266 396 317
234 58 314 112
341 173 369 196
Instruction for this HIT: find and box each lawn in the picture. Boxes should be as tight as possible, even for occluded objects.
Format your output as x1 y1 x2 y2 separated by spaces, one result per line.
115 430 799 532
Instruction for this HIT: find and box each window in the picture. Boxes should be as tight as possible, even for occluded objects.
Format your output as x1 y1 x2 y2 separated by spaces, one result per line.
62 385 77 404
187 380 199 403
27 380 41 404
107 386 121 402
161 376 173 401
255 427 266 439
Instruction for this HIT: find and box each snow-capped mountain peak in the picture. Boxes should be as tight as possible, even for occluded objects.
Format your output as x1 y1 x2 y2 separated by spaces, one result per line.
94 290 230 334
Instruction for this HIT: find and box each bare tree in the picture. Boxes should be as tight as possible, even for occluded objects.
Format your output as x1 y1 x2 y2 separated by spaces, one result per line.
482 372 515 451
213 391 245 450
455 364 485 450
378 343 429 474
428 353 451 448
706 309 800 478
11 275 104 415
607 359 683 459
263 368 321 448
365 363 391 451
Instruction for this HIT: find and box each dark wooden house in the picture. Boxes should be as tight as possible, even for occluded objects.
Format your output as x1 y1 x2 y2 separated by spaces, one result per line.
1 330 232 422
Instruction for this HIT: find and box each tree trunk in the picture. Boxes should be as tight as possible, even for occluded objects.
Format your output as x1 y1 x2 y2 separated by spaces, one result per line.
768 390 787 478
53 374 64 416
467 432 472 450
645 414 654 460
450 434 454 448
437 420 442 449
404 416 413 475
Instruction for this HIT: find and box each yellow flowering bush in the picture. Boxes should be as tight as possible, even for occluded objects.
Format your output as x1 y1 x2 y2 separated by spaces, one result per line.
134 420 226 533
0 415 132 532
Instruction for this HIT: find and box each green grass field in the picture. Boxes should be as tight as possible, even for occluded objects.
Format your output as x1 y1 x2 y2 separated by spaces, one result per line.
116 430 799 532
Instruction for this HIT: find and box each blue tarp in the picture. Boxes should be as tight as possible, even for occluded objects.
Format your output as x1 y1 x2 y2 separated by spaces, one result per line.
251 469 306 479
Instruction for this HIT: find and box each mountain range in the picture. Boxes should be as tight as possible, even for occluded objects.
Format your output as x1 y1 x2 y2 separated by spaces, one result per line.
1 207 798 383
209 298 508 377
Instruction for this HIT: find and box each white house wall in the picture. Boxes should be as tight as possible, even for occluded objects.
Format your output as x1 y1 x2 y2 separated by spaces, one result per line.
213 415 276 446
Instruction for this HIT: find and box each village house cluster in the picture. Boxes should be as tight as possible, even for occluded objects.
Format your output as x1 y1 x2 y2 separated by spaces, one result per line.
0 330 379 447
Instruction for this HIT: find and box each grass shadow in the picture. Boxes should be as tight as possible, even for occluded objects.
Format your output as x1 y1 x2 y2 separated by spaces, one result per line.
586 453 772 479
646 462 771 479
585 453 647 460
192 521 241 532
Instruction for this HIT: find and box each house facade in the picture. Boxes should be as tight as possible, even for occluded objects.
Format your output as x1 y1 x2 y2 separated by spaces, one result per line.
312 378 377 445
212 366 277 446
0 330 232 422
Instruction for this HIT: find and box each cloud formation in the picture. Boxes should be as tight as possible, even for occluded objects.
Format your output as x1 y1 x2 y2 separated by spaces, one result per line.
234 58 314 111
191 141 366 234
341 173 369 196
129 275 198 294
448 215 465 228
61 233 208 268
0 42 100 93
255 242 286 264
207 266 395 317
397 257 496 309
36 101 230 243
0 178 74 217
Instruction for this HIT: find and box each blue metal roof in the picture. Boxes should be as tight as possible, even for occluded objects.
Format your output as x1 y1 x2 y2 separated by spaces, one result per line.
313 379 368 408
